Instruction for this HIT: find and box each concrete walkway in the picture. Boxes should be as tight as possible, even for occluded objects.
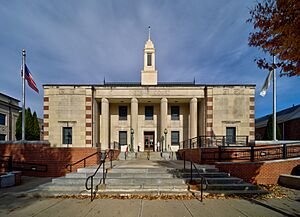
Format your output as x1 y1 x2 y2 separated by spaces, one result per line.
0 193 300 217
1 176 300 217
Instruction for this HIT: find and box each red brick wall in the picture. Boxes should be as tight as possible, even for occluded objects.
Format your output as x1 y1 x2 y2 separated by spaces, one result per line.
0 142 120 177
216 158 300 184
178 149 201 163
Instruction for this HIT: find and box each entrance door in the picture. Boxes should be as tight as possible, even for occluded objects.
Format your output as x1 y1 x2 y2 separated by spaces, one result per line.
144 132 155 151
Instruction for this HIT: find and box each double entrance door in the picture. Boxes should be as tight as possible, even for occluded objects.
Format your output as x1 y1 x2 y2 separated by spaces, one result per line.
144 132 154 151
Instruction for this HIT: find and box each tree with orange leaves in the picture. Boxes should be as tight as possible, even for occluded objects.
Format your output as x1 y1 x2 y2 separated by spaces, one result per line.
247 0 300 76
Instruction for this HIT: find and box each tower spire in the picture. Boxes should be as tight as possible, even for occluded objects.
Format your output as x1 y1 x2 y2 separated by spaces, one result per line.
148 26 151 40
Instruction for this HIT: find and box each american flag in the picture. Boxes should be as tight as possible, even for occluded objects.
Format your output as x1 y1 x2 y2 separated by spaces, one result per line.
23 64 39 93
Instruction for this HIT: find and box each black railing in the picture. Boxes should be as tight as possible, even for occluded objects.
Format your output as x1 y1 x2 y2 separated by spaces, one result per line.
0 156 13 172
109 141 121 150
182 151 205 202
66 151 100 172
85 150 114 201
201 143 300 162
179 136 249 149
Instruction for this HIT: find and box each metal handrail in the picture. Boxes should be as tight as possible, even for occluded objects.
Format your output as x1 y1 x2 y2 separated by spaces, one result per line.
66 151 99 172
189 159 206 202
85 150 113 201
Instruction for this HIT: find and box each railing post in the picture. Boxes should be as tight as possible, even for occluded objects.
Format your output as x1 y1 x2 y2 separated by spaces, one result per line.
250 145 254 162
103 158 105 185
8 156 13 172
190 158 193 182
282 144 287 159
84 159 86 168
183 151 186 171
70 165 72 173
90 177 93 201
246 136 249 146
218 146 222 161
110 151 113 169
222 136 225 146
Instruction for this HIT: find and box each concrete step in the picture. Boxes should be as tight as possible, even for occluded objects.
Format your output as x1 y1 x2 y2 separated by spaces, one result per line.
52 177 185 185
205 183 259 191
180 172 229 178
205 177 244 184
206 189 268 195
77 167 173 174
66 172 174 179
177 168 219 173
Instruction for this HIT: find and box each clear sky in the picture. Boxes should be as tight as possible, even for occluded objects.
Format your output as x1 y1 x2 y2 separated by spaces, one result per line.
0 0 299 118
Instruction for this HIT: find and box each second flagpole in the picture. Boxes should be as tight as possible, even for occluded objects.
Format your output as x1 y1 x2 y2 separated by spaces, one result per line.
273 55 277 141
22 49 26 140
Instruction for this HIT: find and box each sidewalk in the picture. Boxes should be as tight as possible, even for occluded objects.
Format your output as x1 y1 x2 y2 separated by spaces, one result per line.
0 176 299 217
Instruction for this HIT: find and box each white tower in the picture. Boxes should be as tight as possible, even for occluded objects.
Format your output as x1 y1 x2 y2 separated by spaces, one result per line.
141 26 158 85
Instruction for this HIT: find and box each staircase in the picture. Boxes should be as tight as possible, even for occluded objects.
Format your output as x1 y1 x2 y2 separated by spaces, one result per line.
32 160 267 197
118 152 178 160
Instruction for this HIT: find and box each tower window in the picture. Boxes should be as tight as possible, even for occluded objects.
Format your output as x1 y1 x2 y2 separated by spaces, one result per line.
147 53 152 66
171 106 180 120
119 106 127 120
145 106 153 120
63 127 72 144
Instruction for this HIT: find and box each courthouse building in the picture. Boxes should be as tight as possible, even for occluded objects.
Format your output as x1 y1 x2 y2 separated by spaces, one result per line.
43 34 255 151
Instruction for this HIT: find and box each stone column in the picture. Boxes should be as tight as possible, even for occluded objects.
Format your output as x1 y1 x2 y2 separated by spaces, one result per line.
101 98 109 149
160 98 168 150
131 98 138 151
92 99 99 147
190 98 198 139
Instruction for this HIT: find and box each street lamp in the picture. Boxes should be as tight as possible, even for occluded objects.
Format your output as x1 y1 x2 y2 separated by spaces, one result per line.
130 128 134 152
164 128 168 152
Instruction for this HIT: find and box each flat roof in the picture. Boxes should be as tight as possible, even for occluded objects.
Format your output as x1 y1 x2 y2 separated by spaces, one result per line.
43 82 256 87
0 92 20 102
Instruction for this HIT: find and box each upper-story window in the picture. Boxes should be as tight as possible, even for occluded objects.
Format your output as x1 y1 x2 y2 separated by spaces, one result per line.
171 131 180 146
0 113 5 125
171 106 180 120
63 127 72 144
145 106 153 120
119 106 127 120
147 53 152 66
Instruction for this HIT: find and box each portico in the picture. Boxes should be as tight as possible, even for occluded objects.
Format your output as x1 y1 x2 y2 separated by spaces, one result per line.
43 30 255 149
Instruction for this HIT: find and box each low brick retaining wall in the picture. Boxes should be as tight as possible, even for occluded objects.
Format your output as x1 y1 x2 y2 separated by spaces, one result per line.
0 142 119 177
215 158 300 184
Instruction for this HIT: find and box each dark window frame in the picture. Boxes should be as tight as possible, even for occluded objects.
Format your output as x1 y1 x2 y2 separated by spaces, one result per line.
0 134 6 141
145 106 154 120
147 53 152 66
63 127 72 144
119 106 127 120
171 106 180 120
0 113 5 125
226 127 236 144
171 131 180 146
119 131 127 146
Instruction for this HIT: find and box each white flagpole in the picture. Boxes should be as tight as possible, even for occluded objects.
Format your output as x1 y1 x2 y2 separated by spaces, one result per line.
22 49 26 140
273 55 277 141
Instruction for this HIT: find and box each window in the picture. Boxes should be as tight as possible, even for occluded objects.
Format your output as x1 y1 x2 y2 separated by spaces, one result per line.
145 106 153 120
171 131 180 146
226 127 236 144
147 53 152 66
0 113 5 125
171 106 180 120
119 131 127 146
119 106 127 120
63 127 72 144
0 134 5 141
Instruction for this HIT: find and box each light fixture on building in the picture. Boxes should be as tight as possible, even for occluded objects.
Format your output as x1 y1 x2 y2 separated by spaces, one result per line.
164 128 168 152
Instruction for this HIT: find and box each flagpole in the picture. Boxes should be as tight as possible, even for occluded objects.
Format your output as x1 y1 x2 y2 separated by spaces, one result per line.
273 55 277 141
22 49 26 141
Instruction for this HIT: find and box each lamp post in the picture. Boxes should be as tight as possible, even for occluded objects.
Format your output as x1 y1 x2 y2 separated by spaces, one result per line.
130 128 134 152
164 128 168 152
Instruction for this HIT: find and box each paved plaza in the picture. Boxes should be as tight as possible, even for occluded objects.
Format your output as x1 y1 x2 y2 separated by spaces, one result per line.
0 176 300 217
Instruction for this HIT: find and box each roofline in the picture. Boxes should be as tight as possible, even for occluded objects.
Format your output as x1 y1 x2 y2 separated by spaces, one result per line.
0 92 20 102
43 83 256 87
256 103 300 121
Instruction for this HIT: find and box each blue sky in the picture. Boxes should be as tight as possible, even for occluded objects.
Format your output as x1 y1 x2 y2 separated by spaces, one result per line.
0 0 299 118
